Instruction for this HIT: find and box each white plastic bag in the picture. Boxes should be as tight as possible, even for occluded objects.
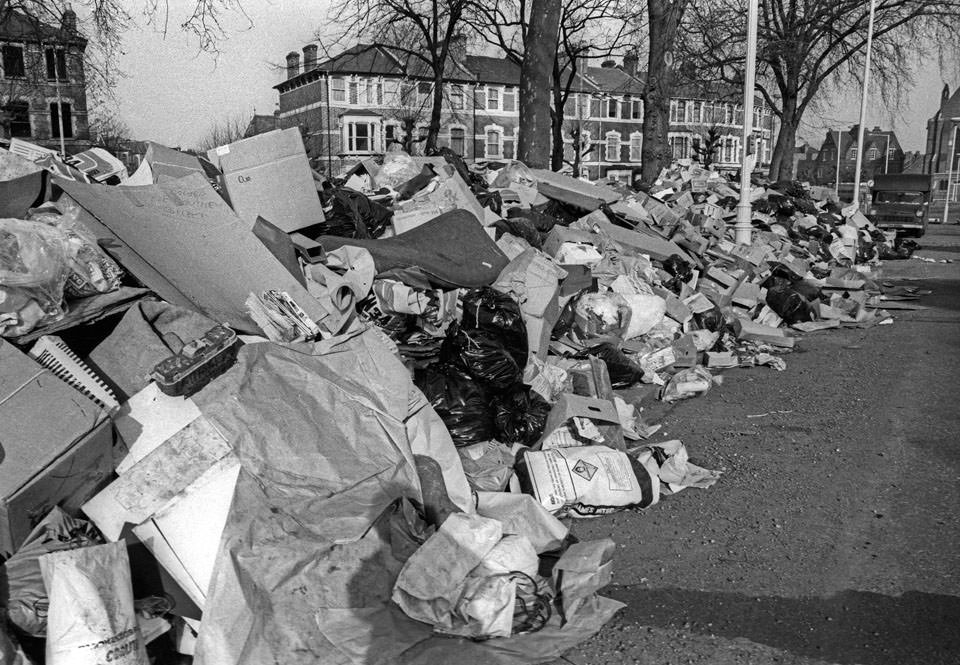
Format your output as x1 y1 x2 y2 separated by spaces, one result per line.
39 542 147 665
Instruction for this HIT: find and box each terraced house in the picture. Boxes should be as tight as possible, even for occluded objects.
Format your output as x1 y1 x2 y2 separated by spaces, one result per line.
0 8 90 152
274 40 776 181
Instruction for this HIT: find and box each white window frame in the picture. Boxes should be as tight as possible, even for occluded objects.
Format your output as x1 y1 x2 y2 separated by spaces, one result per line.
631 99 643 120
448 125 466 155
342 117 380 154
669 99 680 123
484 124 504 158
581 130 593 162
629 132 643 162
606 97 618 119
348 80 359 105
450 84 465 110
330 76 346 103
486 86 501 111
605 131 621 162
867 146 880 160
502 86 517 113
668 132 694 160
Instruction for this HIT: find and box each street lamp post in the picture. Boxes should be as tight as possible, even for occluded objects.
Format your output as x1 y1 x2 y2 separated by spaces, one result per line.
735 0 759 245
852 0 877 210
834 129 842 198
944 121 959 225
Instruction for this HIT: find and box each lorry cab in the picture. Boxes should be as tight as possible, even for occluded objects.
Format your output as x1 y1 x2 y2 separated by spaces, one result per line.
868 173 932 237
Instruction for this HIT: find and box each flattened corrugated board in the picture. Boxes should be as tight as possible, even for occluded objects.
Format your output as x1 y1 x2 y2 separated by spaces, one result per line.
55 174 338 335
144 142 205 181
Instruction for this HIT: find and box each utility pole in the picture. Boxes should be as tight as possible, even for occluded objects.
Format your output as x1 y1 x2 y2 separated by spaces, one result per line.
735 0 759 245
852 0 877 210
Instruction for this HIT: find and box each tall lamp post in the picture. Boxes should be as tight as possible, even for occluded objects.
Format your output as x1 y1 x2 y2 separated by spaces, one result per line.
852 0 877 210
943 119 960 225
735 0 759 245
834 129 842 198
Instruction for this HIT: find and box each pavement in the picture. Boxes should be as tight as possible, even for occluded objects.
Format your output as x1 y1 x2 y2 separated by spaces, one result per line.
553 225 960 665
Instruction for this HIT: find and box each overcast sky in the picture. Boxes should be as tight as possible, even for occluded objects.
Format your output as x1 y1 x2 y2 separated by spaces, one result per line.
110 0 956 152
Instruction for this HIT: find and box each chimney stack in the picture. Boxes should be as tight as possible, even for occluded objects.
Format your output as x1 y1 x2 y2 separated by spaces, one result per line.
622 51 639 77
286 51 300 79
303 44 318 72
450 34 467 62
61 4 77 33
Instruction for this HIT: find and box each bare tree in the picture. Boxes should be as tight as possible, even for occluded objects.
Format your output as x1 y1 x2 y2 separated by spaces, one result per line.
640 0 688 183
194 112 250 152
88 107 130 153
518 0 562 167
684 0 960 180
466 0 634 170
322 0 470 152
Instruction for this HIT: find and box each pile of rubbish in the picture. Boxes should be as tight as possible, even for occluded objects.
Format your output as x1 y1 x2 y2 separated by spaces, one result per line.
0 130 917 665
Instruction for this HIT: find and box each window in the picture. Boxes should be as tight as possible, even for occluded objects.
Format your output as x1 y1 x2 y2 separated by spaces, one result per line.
503 87 516 112
49 102 73 138
348 81 359 104
694 101 704 123
45 48 67 81
605 132 621 161
721 136 737 163
450 84 464 110
474 86 485 108
385 124 397 144
450 127 465 155
606 98 618 118
590 96 601 118
724 104 733 125
346 122 374 152
363 80 376 105
2 45 24 78
417 81 432 106
847 147 857 160
685 101 694 122
331 77 345 102
629 132 642 161
867 146 880 160
669 100 679 123
486 86 500 110
376 81 384 105
485 128 502 158
3 100 30 137
503 133 515 159
670 135 690 159
631 99 643 120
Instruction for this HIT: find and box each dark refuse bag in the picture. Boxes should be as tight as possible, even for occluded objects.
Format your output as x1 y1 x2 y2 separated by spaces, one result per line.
662 254 694 294
765 284 814 324
320 187 393 239
492 387 551 446
580 343 645 388
442 328 523 390
492 216 543 249
459 288 528 370
414 365 494 447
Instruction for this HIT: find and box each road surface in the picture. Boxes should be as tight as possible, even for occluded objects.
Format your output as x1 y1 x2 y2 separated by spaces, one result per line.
557 225 960 665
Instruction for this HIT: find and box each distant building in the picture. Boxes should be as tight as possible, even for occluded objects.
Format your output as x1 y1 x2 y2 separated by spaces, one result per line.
924 84 960 223
806 126 904 186
273 41 776 180
0 8 90 152
244 111 280 139
901 150 924 173
794 143 819 182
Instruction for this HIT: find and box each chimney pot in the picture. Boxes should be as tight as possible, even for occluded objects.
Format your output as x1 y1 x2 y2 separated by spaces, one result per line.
601 59 616 68
303 44 318 72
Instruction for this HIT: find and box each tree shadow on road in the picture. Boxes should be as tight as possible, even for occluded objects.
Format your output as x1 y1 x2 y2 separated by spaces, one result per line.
610 585 960 664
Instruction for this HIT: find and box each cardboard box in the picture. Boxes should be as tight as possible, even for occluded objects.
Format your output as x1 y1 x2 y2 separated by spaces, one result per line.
214 128 325 233
0 340 111 553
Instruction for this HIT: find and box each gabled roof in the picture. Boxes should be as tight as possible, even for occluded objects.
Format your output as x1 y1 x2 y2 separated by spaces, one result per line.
585 65 642 96
0 10 85 46
244 114 279 138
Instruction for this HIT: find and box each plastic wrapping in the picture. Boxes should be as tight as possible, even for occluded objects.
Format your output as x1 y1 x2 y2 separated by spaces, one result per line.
581 343 645 388
0 218 70 337
29 203 123 297
492 387 551 446
376 150 422 189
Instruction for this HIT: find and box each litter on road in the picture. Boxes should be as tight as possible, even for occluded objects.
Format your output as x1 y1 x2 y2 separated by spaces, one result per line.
0 133 926 664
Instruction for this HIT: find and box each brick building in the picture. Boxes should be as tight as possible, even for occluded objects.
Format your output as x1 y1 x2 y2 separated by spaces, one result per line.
274 41 776 181
924 84 960 223
804 126 905 186
0 8 90 153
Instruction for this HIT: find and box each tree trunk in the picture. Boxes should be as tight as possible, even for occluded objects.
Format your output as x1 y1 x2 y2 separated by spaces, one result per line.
426 69 445 152
518 0 562 168
641 0 687 184
550 64 566 171
769 95 798 181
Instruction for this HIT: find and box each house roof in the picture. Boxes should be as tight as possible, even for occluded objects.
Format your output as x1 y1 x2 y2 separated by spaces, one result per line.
0 9 85 46
585 65 642 96
244 114 279 138
463 55 520 86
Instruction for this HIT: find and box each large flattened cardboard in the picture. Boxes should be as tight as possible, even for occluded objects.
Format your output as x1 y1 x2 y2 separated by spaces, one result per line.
0 340 110 553
56 174 335 335
214 128 324 233
144 142 206 182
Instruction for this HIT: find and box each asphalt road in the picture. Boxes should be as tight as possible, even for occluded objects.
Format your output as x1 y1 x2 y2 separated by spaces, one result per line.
556 225 960 665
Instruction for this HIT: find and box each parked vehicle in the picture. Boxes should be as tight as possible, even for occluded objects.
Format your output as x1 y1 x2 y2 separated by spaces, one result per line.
868 174 932 237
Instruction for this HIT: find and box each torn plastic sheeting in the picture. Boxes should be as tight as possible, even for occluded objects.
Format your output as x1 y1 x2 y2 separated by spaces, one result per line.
320 208 509 289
